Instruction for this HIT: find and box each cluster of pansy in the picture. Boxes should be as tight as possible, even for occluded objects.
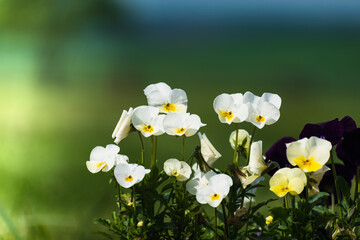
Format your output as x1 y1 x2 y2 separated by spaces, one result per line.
87 82 210 194
265 116 359 199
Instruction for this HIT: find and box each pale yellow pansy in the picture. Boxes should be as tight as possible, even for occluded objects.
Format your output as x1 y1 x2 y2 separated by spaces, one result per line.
164 158 192 181
269 168 307 198
286 137 332 173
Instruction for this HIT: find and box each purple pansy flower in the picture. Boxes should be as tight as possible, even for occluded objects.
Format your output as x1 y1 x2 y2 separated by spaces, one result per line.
299 118 343 146
265 136 296 175
336 128 360 167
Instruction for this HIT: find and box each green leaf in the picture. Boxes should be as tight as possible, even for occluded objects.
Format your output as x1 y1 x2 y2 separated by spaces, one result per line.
270 207 289 222
93 218 111 228
337 176 350 203
309 192 329 204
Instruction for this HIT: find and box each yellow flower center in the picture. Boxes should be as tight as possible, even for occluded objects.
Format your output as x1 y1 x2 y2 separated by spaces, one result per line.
142 125 154 133
125 175 134 182
256 115 265 123
270 185 292 197
172 170 179 177
176 128 185 134
219 110 234 121
211 193 220 201
96 162 106 168
293 156 322 172
163 103 177 112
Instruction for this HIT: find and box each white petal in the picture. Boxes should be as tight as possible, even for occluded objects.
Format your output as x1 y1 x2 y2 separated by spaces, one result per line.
286 138 308 166
196 186 212 204
163 113 184 135
248 141 267 176
243 91 260 105
163 158 181 176
132 106 159 128
307 137 332 166
89 146 107 162
86 161 105 173
177 161 191 181
186 178 200 195
134 165 147 183
198 133 222 166
169 89 188 106
261 93 282 109
144 82 172 106
115 154 129 165
105 144 120 154
114 163 134 188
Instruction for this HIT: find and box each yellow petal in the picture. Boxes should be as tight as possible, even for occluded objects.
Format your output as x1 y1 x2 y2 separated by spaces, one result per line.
293 156 322 172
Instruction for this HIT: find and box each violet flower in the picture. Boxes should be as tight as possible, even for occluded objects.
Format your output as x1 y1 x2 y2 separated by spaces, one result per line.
265 137 296 175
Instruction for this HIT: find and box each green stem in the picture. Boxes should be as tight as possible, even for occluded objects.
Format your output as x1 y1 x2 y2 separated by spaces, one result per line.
330 150 341 205
233 123 239 165
138 132 145 166
306 174 309 206
117 184 122 211
221 201 228 238
132 186 137 221
182 135 185 161
155 136 158 162
246 126 257 165
245 194 253 236
291 195 295 210
214 208 218 240
151 136 155 168
284 195 289 209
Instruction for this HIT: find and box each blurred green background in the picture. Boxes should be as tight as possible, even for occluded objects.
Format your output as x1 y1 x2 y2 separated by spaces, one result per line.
1 0 360 239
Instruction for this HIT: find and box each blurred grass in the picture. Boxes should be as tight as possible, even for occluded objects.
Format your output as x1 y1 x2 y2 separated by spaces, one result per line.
0 32 360 239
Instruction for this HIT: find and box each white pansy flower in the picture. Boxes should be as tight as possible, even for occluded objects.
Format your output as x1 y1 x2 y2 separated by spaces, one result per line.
163 113 206 137
198 133 222 166
229 129 250 150
112 107 134 144
115 154 129 165
186 170 217 195
237 166 260 189
144 82 187 114
286 136 332 173
248 141 267 176
196 173 233 208
164 158 192 181
114 163 151 188
244 92 281 129
308 165 331 197
213 93 249 124
86 144 120 173
236 141 267 188
131 106 165 137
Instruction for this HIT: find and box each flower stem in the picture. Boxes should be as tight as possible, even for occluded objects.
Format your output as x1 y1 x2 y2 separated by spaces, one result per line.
291 195 295 210
182 135 185 162
214 208 218 240
284 195 288 209
155 136 158 162
117 184 122 211
151 136 155 168
233 123 239 166
246 126 257 165
132 186 137 221
330 150 343 221
138 132 145 166
221 201 228 238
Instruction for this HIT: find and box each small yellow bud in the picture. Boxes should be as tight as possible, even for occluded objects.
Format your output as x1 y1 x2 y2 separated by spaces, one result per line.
185 210 190 215
265 216 273 226
127 202 133 207
137 220 144 227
